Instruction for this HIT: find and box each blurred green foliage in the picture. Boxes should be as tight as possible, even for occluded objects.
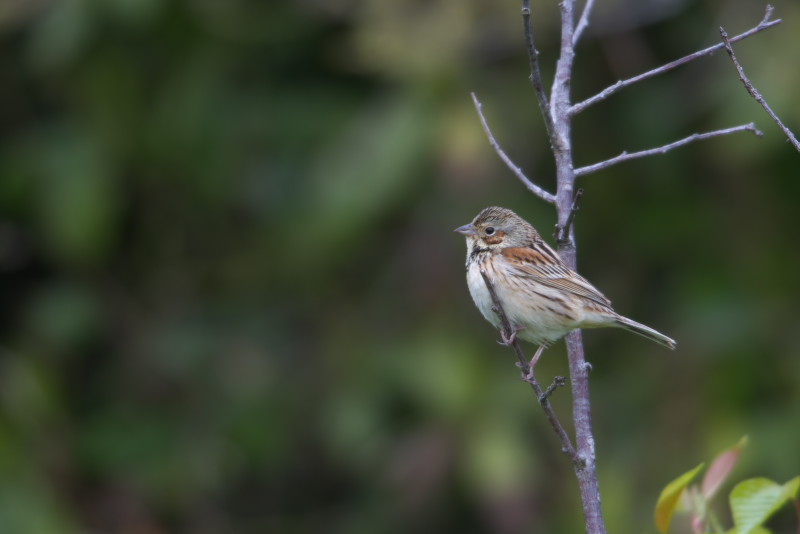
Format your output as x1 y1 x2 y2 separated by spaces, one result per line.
1 0 799 532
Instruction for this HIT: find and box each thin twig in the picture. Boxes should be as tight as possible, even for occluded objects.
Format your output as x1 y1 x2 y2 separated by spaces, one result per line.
555 188 584 245
471 92 556 203
573 0 596 46
574 123 763 177
720 23 800 153
522 0 557 143
479 269 528 372
541 376 568 402
570 7 781 115
479 269 577 458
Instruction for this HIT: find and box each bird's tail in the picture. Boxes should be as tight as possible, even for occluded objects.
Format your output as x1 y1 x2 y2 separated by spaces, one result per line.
614 315 676 350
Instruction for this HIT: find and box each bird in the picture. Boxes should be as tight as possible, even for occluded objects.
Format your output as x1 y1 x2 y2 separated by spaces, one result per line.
455 206 676 367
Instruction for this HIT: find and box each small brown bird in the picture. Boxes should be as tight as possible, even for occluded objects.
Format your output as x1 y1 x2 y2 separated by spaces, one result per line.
456 207 676 365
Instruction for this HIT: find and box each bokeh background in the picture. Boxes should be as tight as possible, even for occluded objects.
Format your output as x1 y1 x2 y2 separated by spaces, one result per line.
1 0 798 532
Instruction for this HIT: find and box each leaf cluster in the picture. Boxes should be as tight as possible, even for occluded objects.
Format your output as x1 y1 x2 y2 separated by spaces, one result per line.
656 437 800 534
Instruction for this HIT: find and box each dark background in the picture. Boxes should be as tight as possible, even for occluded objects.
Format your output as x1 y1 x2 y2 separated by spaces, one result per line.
0 0 798 532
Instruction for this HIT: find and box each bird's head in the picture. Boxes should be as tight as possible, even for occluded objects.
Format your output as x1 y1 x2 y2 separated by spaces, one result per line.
455 206 538 249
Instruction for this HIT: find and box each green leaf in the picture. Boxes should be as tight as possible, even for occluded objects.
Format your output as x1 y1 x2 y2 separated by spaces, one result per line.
730 476 800 534
655 463 705 533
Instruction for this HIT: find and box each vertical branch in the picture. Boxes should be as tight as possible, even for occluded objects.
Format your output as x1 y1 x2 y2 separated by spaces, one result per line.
550 1 607 533
550 0 575 159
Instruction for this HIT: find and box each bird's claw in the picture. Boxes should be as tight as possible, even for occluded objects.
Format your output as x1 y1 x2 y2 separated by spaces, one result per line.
516 361 534 383
498 325 523 346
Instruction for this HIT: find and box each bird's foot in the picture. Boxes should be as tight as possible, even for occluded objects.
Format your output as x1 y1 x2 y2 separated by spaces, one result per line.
517 345 546 384
498 325 523 346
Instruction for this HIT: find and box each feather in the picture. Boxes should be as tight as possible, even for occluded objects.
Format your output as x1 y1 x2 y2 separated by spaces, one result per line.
501 245 612 308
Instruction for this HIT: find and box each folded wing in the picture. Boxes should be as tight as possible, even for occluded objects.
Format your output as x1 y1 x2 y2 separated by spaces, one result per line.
501 244 612 308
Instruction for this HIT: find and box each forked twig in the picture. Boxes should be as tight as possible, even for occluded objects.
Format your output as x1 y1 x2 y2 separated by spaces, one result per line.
471 93 556 203
555 188 584 244
542 376 568 402
570 7 781 115
479 269 576 458
574 124 763 177
719 24 800 152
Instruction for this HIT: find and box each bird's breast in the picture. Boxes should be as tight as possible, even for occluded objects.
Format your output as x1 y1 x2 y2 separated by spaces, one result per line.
466 253 500 327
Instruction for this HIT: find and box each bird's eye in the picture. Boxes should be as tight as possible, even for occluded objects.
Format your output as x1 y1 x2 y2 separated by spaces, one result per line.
485 227 495 235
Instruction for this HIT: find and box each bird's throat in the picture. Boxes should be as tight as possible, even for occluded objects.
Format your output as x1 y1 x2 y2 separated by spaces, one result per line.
468 245 493 264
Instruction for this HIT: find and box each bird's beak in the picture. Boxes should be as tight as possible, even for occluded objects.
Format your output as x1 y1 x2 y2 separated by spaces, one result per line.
454 224 477 236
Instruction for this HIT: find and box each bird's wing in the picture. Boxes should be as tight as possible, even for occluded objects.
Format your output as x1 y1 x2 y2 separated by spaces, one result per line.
501 244 612 307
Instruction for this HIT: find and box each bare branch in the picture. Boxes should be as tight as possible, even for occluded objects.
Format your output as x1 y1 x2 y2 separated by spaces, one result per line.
720 24 800 152
552 3 607 532
471 92 556 203
549 0 576 155
479 269 577 458
521 0 557 142
570 8 781 115
471 4 782 534
573 0 596 46
574 123 763 177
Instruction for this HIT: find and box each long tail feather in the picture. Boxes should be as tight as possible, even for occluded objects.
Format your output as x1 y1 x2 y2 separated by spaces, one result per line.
615 315 676 349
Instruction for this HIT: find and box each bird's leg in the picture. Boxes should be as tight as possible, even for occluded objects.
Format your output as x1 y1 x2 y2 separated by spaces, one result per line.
529 344 545 369
516 345 564 403
498 324 523 346
518 344 545 380
523 346 566 404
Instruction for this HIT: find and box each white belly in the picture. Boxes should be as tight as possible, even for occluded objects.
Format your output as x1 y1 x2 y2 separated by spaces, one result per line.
466 262 500 327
